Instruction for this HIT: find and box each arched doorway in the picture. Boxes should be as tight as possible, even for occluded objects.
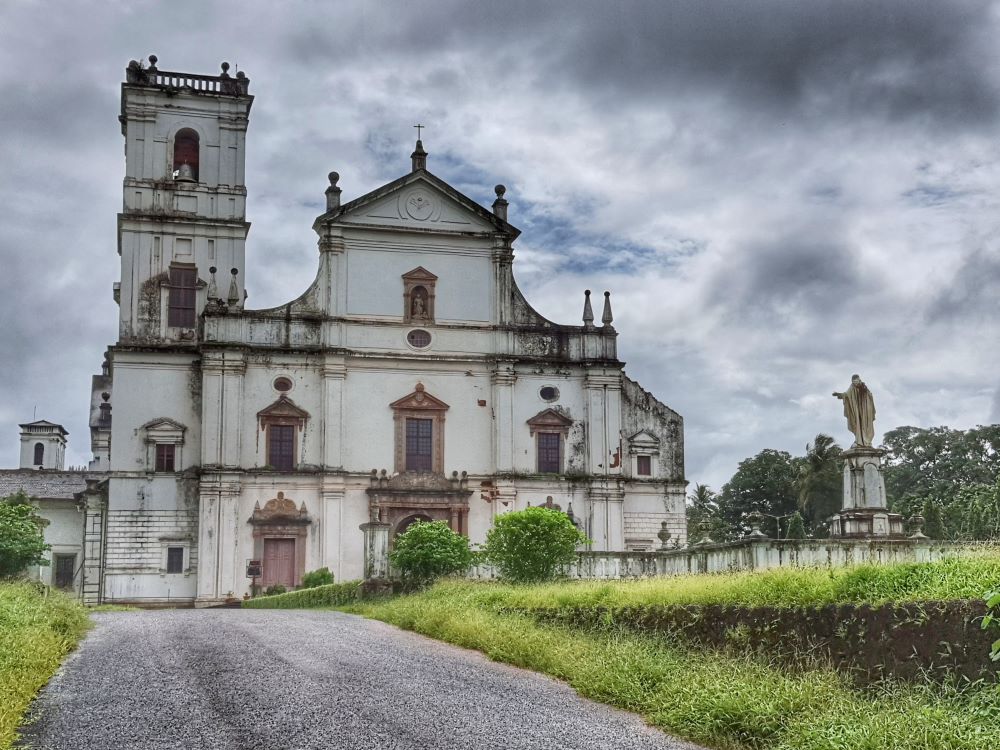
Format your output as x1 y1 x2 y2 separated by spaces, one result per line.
392 513 432 546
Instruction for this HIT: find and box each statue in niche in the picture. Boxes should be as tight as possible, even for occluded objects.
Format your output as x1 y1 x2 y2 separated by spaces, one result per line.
410 286 429 320
833 374 876 448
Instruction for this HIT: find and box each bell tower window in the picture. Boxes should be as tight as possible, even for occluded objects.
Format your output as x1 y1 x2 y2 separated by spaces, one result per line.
168 265 197 328
173 128 200 182
33 442 44 466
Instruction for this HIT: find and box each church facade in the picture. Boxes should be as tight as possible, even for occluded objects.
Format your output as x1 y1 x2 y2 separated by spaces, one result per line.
73 58 687 606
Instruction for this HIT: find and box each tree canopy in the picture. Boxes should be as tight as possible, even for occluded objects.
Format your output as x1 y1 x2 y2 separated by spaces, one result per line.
0 491 50 578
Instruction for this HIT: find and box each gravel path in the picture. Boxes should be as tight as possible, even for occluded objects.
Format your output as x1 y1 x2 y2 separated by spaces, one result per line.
18 609 702 750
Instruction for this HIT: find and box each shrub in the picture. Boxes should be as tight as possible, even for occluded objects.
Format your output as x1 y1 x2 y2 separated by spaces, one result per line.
263 584 286 596
301 567 334 589
244 581 362 609
389 520 472 586
483 507 589 583
0 494 50 578
984 586 1000 662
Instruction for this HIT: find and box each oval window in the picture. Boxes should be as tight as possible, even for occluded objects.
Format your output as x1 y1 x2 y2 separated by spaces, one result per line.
540 386 559 402
273 376 293 393
407 329 432 348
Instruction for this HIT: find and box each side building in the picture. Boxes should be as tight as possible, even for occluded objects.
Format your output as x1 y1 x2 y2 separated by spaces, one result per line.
81 57 687 606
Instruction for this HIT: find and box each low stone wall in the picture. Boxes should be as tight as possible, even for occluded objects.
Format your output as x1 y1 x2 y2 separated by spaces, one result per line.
526 600 997 684
467 538 963 580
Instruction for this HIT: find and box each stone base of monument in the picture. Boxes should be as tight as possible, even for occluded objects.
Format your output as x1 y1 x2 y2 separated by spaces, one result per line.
830 508 906 538
829 445 907 539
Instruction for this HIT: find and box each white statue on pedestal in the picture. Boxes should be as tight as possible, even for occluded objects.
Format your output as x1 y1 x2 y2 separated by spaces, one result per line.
833 374 876 448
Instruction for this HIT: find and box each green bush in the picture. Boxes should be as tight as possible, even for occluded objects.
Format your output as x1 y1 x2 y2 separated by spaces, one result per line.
244 581 362 609
262 584 286 597
300 567 334 589
0 493 50 578
483 507 589 583
984 586 1000 662
389 520 472 586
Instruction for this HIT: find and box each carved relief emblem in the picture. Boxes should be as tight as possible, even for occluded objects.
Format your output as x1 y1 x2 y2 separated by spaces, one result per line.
404 190 435 220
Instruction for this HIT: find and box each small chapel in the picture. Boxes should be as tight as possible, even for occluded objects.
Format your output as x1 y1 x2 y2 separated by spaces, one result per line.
40 58 688 606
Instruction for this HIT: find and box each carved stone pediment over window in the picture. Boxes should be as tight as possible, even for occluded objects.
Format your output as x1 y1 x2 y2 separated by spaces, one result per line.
402 266 438 324
142 417 187 444
257 395 310 427
250 492 311 526
526 408 574 436
627 430 661 455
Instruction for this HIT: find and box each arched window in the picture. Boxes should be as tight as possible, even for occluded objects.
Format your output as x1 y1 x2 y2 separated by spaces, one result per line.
173 128 200 181
33 442 44 466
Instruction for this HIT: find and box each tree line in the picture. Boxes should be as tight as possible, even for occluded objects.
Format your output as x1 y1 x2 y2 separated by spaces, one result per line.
687 425 1000 541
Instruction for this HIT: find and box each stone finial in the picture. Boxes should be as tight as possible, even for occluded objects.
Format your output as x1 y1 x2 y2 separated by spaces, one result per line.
492 184 508 221
602 291 614 327
745 511 769 540
221 61 231 77
325 171 342 211
227 268 240 307
207 266 219 301
411 139 428 171
566 501 580 529
657 521 672 550
696 519 714 546
582 290 595 329
147 54 158 71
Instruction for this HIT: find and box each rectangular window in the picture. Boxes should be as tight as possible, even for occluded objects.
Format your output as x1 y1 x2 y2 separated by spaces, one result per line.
166 546 184 574
268 424 295 471
405 418 433 472
537 432 561 474
155 443 176 472
168 266 197 328
54 554 76 588
636 455 652 476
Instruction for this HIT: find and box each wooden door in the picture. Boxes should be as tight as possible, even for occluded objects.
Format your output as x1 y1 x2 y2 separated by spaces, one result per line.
54 554 75 589
262 538 296 588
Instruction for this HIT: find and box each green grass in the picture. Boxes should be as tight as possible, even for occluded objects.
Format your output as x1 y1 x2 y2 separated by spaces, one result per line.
0 582 90 749
344 581 1000 750
454 550 1000 612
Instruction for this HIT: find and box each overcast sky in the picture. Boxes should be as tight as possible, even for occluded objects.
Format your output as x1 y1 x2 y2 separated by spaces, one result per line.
2 0 999 489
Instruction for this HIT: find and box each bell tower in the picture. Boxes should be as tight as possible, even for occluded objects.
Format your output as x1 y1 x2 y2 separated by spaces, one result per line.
116 56 253 343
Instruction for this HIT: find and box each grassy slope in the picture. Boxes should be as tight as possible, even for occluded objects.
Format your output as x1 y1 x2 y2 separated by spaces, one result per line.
459 552 1000 611
341 555 1000 749
0 583 90 749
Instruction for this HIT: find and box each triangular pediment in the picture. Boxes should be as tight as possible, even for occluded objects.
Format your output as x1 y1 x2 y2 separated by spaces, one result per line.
389 383 450 412
628 430 660 446
142 418 187 433
257 396 310 421
402 266 438 282
527 408 574 435
315 171 520 238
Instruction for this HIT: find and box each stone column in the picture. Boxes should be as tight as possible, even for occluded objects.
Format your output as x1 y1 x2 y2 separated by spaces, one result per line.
195 483 221 605
322 358 346 469
491 365 516 472
320 487 344 581
360 517 391 580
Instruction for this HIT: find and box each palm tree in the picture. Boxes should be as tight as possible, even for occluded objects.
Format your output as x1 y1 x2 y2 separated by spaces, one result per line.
796 434 842 534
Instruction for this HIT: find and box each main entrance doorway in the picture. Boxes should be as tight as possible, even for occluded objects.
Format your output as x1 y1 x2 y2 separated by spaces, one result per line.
262 538 296 589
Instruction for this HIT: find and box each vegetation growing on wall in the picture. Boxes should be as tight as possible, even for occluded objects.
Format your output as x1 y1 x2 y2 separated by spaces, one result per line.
0 583 89 749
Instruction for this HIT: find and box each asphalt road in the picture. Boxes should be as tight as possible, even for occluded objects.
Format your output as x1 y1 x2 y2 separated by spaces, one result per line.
18 609 702 750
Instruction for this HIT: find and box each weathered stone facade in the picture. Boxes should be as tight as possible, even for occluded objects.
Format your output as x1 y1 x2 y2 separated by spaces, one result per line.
74 58 687 605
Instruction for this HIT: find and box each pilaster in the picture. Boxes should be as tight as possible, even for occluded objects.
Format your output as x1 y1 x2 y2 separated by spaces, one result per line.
491 365 517 472
322 357 347 469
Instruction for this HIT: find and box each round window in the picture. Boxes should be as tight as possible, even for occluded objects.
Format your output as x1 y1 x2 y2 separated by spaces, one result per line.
407 329 432 349
540 386 559 402
273 376 293 393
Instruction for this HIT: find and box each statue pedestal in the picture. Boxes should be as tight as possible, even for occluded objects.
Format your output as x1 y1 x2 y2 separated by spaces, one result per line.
829 446 905 538
360 521 391 580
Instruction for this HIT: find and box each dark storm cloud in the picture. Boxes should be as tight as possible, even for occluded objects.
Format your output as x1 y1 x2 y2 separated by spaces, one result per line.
709 230 869 324
927 247 1000 323
274 0 1000 129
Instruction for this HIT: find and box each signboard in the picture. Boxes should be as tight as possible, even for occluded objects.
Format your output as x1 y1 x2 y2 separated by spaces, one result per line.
246 559 262 578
